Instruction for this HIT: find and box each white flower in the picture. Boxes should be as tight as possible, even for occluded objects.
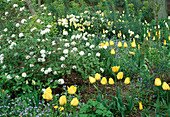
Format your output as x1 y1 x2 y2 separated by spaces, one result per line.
19 33 24 37
96 52 100 57
5 12 8 15
41 68 45 72
11 34 15 38
44 7 47 10
100 68 104 73
29 64 34 67
61 64 65 68
64 43 70 47
60 56 65 61
20 6 25 11
92 34 95 37
135 34 139 38
15 75 19 79
2 65 6 69
103 45 107 49
13 4 18 8
28 16 32 19
22 73 27 77
31 27 37 32
47 25 52 28
26 55 31 59
112 30 115 34
86 42 90 46
44 70 48 74
53 71 57 75
90 44 95 49
72 47 77 51
7 0 10 2
71 41 76 46
72 65 76 69
4 28 8 32
71 35 75 40
57 48 61 50
41 54 46 58
63 49 68 54
42 88 46 93
47 68 52 72
63 30 68 35
58 79 64 84
21 19 27 24
88 53 91 56
36 19 41 23
7 75 12 79
40 49 46 54
48 13 52 15
16 23 20 27
79 51 84 56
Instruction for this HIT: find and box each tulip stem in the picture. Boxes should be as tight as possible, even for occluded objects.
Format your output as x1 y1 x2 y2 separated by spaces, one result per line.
104 85 107 100
167 92 169 104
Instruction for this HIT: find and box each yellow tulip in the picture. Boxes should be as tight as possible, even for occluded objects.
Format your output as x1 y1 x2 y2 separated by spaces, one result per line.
67 86 77 94
117 41 122 47
105 42 109 47
148 32 150 37
162 82 170 90
153 36 155 41
154 78 161 86
101 77 107 85
103 29 105 34
99 43 105 47
117 72 123 80
109 78 114 85
111 66 120 73
42 92 53 100
169 35 170 41
131 41 136 47
109 40 114 46
70 97 79 106
124 77 130 84
138 102 143 110
95 73 101 80
45 87 52 94
123 42 128 48
164 40 166 45
2 89 4 93
59 107 64 111
89 76 96 84
129 52 135 55
59 95 67 105
138 44 140 49
111 49 115 54
54 106 58 109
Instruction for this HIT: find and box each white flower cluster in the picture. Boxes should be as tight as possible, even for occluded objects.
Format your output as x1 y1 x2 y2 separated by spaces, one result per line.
0 54 4 64
40 28 50 35
38 49 46 62
41 67 52 74
9 42 16 49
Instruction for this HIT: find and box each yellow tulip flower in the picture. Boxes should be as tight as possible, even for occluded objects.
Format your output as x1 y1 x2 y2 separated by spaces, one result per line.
101 77 107 85
109 40 114 46
153 36 155 41
123 42 128 48
95 73 101 80
164 40 166 45
59 95 67 105
117 41 122 47
59 107 64 111
54 106 58 109
89 76 96 84
154 78 161 86
105 42 109 47
45 87 52 94
111 49 115 54
124 77 130 84
2 89 4 93
42 92 53 100
131 41 136 47
129 52 135 55
162 82 170 90
71 97 79 106
67 86 77 95
138 102 143 110
111 66 120 73
117 72 123 80
109 78 114 85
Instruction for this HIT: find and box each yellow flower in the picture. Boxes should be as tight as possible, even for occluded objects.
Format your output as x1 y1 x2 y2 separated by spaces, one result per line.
131 41 136 47
123 42 128 48
109 78 114 85
154 78 161 86
42 92 53 100
148 32 150 37
70 97 79 106
129 52 135 55
89 76 96 84
99 43 105 47
103 29 105 34
105 42 109 47
111 66 120 73
2 89 4 93
138 102 143 110
95 73 101 80
67 86 77 95
164 40 166 45
124 77 130 84
117 72 123 80
45 87 52 94
111 49 115 54
101 77 107 85
153 36 155 41
59 107 64 111
26 80 28 84
162 82 170 90
169 35 170 41
117 41 122 47
109 40 114 46
59 95 67 105
138 44 140 49
54 106 58 109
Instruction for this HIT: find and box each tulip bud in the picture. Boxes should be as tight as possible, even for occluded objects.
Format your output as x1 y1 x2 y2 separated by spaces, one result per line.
59 95 67 105
109 40 114 46
101 77 107 85
89 76 96 84
111 66 120 73
67 86 77 95
162 82 170 90
123 42 128 48
109 78 114 85
154 78 161 86
117 72 123 80
124 77 130 84
117 41 122 47
26 80 29 84
111 49 115 54
71 97 79 106
95 73 101 80
164 40 166 45
138 102 143 110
